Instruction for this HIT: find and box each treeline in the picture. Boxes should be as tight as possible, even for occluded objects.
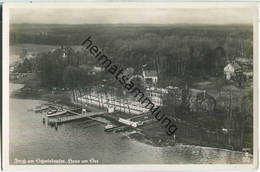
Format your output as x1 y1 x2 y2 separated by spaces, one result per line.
36 49 98 87
13 47 112 88
11 24 253 88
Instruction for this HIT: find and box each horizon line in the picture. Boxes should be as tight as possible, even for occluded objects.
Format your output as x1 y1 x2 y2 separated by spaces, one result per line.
11 23 253 26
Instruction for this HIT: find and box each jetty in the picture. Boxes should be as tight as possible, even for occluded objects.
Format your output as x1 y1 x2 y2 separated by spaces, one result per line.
46 110 67 117
47 109 107 124
39 104 147 133
34 105 50 113
34 104 64 113
128 111 151 120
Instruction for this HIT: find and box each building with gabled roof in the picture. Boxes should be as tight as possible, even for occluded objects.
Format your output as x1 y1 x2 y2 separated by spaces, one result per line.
224 62 242 80
142 70 158 84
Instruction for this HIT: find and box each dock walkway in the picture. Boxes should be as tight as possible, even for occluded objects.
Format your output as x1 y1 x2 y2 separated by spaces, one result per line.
128 111 151 120
48 111 107 124
46 110 67 117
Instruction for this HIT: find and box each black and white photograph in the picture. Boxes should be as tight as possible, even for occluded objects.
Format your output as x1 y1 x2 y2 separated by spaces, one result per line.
2 2 258 170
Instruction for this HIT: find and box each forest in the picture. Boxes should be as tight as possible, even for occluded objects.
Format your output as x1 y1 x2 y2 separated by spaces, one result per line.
11 23 253 88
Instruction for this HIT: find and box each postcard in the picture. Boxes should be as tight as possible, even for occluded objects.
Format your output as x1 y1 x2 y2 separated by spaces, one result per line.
2 2 259 171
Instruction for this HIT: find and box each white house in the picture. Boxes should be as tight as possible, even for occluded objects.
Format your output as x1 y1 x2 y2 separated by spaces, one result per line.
142 70 158 84
93 66 103 72
9 66 15 73
224 62 242 80
25 54 35 59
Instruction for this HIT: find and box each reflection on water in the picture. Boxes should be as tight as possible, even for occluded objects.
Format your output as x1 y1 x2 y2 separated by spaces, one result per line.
9 83 251 164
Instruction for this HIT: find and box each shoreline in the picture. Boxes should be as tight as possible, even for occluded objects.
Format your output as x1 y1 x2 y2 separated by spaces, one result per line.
10 82 169 147
9 80 251 155
9 82 186 149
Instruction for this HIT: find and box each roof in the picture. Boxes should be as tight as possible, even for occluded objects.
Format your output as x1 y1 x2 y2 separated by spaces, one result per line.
224 62 241 71
146 87 168 94
79 64 92 71
236 57 252 63
189 88 206 96
232 62 242 70
143 70 157 77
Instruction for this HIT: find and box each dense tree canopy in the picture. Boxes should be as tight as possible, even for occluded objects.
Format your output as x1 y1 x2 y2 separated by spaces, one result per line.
12 24 253 89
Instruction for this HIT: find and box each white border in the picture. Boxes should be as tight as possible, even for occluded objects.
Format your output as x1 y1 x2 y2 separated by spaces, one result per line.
2 2 259 171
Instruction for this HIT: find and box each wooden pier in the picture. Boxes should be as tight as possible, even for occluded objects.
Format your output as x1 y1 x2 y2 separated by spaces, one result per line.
128 111 151 120
34 106 50 113
47 110 107 124
40 104 147 132
46 110 67 117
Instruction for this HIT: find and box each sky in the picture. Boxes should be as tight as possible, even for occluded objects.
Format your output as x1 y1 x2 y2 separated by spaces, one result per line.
10 6 255 25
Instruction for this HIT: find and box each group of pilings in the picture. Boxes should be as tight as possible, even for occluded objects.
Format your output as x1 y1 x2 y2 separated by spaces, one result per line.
43 117 59 130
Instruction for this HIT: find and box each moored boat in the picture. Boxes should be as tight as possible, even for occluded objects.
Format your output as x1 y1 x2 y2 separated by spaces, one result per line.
104 124 117 132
